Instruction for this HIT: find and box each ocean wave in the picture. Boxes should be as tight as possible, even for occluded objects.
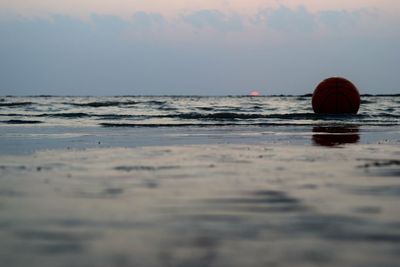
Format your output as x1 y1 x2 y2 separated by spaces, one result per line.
98 122 336 128
66 100 170 107
1 112 147 120
68 101 138 107
361 99 376 104
161 112 364 121
97 114 148 120
100 122 254 127
375 113 400 118
1 119 43 124
99 122 399 128
38 112 91 118
0 102 33 107
2 111 397 122
144 100 167 105
0 113 31 117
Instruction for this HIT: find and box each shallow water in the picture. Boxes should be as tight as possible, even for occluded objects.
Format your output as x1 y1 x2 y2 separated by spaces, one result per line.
0 144 400 267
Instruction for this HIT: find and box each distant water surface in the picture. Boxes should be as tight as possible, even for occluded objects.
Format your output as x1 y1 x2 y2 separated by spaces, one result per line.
1 96 399 127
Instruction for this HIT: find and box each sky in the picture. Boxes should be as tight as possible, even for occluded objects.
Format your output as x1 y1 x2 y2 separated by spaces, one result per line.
0 0 399 95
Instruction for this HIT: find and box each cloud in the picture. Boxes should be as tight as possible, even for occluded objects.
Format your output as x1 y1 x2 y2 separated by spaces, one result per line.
182 10 243 32
256 6 316 33
90 14 130 33
132 12 166 29
318 10 356 29
254 5 382 34
318 8 381 32
90 12 166 34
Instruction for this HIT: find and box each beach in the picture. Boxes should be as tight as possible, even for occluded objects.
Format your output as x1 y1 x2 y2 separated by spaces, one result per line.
0 96 400 267
0 125 400 267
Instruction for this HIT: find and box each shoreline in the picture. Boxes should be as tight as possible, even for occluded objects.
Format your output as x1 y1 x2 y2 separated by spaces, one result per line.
0 124 399 155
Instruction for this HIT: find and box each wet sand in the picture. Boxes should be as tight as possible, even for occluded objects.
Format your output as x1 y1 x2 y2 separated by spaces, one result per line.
1 133 400 267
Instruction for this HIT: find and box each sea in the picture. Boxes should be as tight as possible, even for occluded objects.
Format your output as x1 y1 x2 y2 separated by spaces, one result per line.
1 95 400 267
0 95 399 154
1 95 399 127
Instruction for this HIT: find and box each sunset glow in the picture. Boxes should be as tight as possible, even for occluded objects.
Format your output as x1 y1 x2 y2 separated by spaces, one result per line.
250 91 260 97
1 0 399 18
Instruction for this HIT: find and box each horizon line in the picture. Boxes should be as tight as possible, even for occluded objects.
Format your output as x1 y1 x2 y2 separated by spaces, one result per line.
2 94 400 98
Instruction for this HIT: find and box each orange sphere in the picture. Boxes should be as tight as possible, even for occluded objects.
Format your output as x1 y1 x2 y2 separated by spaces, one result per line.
312 77 360 114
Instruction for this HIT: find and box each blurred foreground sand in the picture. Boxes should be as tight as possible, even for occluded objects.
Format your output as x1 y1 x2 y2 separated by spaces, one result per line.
0 143 399 267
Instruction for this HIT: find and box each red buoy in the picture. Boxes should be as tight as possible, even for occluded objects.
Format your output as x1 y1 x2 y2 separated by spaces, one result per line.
312 77 360 114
